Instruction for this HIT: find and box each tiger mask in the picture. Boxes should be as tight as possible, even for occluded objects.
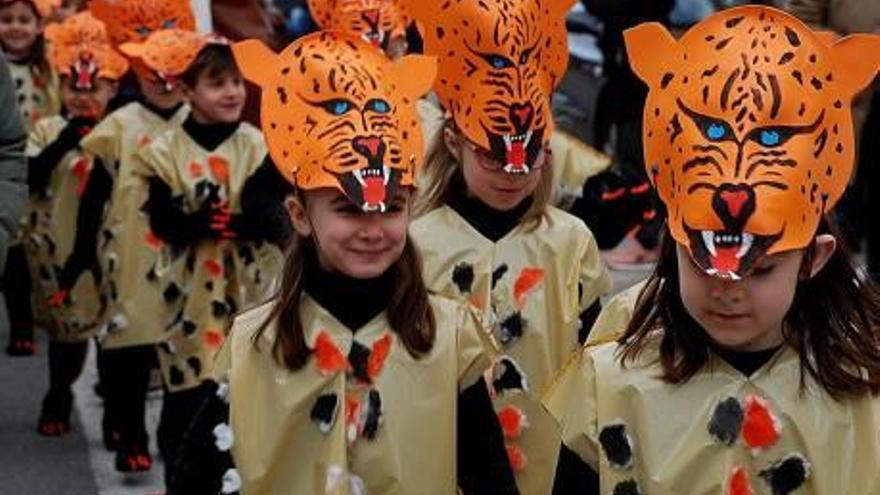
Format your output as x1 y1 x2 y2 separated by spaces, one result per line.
120 29 217 92
308 0 407 52
233 32 436 212
45 11 128 90
401 0 574 174
626 6 880 279
89 0 195 47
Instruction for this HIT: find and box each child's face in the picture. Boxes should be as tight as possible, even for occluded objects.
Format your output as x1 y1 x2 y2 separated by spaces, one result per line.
185 69 246 125
446 128 544 211
677 235 836 352
136 71 186 111
287 188 410 279
60 76 118 119
0 1 40 60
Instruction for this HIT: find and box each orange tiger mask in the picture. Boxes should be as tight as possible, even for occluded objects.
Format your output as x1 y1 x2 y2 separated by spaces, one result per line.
626 6 880 279
307 0 406 51
89 0 195 47
233 32 436 212
45 11 128 90
120 30 220 91
401 0 574 174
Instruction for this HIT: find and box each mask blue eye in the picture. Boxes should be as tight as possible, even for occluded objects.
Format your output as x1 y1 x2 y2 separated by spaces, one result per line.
322 99 353 116
483 54 513 70
759 130 781 146
706 122 727 141
366 99 390 114
136 26 151 37
162 19 176 29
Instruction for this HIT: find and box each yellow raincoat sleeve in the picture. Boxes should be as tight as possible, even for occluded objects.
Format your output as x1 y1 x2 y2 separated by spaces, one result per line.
80 113 123 165
542 346 601 470
588 280 647 345
456 301 496 391
26 116 63 156
567 224 612 320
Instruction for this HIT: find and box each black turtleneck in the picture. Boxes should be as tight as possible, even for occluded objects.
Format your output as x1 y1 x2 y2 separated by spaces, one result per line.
302 249 396 332
142 99 184 121
183 115 240 152
714 345 782 378
447 174 532 242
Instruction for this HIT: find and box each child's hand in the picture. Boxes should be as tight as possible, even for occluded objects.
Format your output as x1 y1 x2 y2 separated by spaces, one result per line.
57 116 96 149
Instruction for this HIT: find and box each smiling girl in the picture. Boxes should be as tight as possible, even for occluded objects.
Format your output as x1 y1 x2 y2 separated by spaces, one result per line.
167 31 518 495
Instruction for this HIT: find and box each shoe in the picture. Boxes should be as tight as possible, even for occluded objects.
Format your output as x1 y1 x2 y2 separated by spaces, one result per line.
7 338 36 356
115 445 152 472
37 419 71 436
37 391 73 437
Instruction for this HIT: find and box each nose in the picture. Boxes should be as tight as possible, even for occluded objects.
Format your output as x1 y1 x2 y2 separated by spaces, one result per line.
357 217 385 241
712 184 756 231
352 136 386 162
709 278 744 302
508 103 533 133
361 9 380 27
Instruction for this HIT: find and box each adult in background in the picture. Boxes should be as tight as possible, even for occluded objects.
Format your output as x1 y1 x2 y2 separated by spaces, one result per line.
0 52 28 354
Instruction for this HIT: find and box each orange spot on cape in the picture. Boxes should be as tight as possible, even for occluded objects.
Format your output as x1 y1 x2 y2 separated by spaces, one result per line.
506 444 528 472
203 329 225 349
70 156 91 198
497 405 527 439
203 259 224 278
728 466 755 495
137 134 151 148
367 334 393 381
208 155 230 184
741 394 780 449
145 229 163 250
314 331 350 375
189 161 203 178
513 268 545 308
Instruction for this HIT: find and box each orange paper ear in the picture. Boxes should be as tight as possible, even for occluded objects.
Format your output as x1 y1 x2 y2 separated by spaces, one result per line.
828 34 880 102
385 54 436 101
230 39 278 88
624 22 680 85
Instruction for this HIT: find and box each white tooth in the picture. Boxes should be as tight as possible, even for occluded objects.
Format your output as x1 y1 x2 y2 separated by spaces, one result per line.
524 130 533 147
728 272 742 281
706 268 718 276
736 233 754 259
379 201 386 212
702 231 717 257
504 164 514 173
521 164 530 174
353 169 365 186
383 166 390 185
503 134 512 149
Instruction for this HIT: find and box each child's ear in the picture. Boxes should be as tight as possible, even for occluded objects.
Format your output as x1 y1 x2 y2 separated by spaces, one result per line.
807 234 837 278
442 126 461 162
285 195 312 238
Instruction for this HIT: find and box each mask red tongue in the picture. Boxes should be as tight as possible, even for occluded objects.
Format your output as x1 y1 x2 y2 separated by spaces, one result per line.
363 176 386 206
508 141 526 169
710 246 741 274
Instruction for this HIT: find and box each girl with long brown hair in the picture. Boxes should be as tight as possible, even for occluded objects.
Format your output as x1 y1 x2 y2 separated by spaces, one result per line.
400 1 612 493
546 6 880 494
168 32 518 495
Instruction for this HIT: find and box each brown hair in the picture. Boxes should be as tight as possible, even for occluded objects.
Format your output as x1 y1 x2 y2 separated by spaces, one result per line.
252 210 437 371
180 43 240 88
413 120 555 231
617 219 880 401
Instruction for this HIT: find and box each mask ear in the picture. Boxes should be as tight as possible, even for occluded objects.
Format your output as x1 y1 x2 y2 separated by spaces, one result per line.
397 0 440 24
549 0 577 18
386 54 437 101
624 22 679 86
231 39 279 88
828 34 880 102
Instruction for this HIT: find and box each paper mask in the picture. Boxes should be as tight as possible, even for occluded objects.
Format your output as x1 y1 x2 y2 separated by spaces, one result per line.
89 0 195 46
45 11 129 88
233 31 436 212
120 30 221 90
625 6 880 279
400 0 574 174
307 0 407 51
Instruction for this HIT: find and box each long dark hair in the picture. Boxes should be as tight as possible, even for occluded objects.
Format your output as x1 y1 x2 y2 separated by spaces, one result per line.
618 219 880 401
252 212 437 371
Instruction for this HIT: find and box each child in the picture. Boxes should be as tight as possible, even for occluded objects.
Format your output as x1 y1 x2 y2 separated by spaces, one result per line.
134 30 286 485
57 27 193 474
307 0 408 57
402 1 611 493
25 10 126 435
169 31 517 495
1 0 61 356
545 6 880 494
